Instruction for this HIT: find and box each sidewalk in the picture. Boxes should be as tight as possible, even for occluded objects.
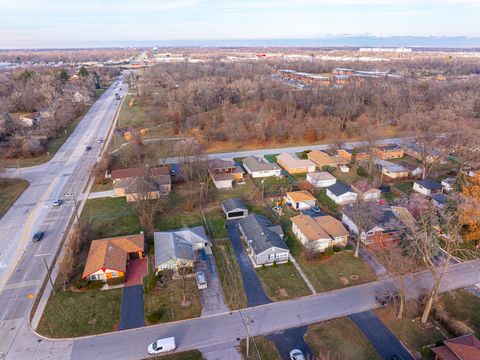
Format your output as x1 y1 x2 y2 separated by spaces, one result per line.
289 254 317 295
87 190 116 199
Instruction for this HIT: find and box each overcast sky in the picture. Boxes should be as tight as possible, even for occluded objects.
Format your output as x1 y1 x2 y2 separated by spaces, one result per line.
1 0 480 48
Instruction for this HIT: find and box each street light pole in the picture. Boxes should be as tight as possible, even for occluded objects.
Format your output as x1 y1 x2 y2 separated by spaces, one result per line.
43 257 55 296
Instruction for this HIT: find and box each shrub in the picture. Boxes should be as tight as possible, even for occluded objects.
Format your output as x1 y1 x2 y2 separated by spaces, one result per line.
144 274 158 293
420 346 432 358
147 309 165 324
345 244 353 251
333 246 342 253
324 248 335 256
272 261 278 267
107 276 125 286
322 165 335 174
73 279 88 289
86 280 104 290
357 166 368 177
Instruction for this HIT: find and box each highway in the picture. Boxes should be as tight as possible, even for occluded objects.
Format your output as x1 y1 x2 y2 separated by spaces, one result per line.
6 259 480 359
0 77 128 357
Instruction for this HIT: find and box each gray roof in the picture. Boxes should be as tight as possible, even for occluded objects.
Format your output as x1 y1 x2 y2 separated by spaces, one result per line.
222 198 247 213
328 182 354 196
431 193 448 204
343 205 401 231
154 226 208 267
415 179 442 190
374 159 409 173
243 156 280 173
239 214 288 255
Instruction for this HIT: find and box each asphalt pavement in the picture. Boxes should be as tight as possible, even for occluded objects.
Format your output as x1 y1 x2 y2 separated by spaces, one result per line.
118 285 145 331
226 221 313 359
349 310 414 360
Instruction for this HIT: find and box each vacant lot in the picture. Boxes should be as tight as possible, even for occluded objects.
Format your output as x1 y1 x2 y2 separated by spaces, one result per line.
298 251 377 293
80 197 141 239
37 288 122 338
256 262 311 301
439 289 480 337
118 94 151 128
211 239 247 310
239 336 281 360
0 178 28 218
305 317 381 360
147 350 204 360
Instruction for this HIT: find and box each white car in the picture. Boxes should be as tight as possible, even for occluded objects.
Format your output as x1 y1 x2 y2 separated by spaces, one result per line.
196 271 208 289
290 349 305 360
147 337 176 355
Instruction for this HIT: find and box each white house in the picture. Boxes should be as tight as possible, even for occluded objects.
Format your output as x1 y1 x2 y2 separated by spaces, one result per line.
326 182 358 205
242 156 282 178
285 190 317 210
413 179 443 196
351 181 381 201
306 171 336 188
441 177 456 193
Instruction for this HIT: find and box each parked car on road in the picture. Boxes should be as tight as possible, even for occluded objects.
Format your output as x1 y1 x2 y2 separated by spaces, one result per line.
85 146 92 151
32 231 44 242
289 349 305 360
196 271 208 289
147 337 176 355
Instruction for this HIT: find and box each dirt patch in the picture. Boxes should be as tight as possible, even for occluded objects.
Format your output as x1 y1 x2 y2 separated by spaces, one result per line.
278 288 289 298
339 276 350 286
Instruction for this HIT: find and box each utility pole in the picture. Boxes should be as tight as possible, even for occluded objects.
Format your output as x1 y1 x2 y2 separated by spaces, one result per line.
245 315 252 358
261 179 265 200
43 257 55 296
71 188 80 222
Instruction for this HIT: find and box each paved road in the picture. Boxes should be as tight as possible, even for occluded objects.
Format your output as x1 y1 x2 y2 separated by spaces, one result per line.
349 311 414 360
0 76 128 356
227 221 312 359
6 259 480 359
118 285 145 331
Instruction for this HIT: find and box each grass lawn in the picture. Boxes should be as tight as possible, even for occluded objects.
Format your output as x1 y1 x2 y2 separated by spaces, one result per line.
381 191 399 204
256 262 311 301
146 350 204 360
204 209 227 239
90 179 113 192
211 239 248 310
247 202 275 221
313 189 340 216
239 336 281 360
0 178 28 218
264 154 279 163
305 317 381 360
439 289 480 337
156 211 203 231
252 176 290 193
118 94 151 128
297 251 377 293
332 167 364 185
144 276 202 325
394 181 414 194
37 289 122 338
375 305 446 358
80 197 141 239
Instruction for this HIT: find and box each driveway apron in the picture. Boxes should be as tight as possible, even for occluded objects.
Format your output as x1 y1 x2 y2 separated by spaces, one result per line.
118 285 145 330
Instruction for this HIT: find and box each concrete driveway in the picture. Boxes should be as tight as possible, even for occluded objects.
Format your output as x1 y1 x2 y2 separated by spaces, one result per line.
197 247 229 316
226 221 312 359
118 285 145 330
349 310 414 360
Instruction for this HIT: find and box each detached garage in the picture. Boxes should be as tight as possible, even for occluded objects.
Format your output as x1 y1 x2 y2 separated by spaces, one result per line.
222 198 248 220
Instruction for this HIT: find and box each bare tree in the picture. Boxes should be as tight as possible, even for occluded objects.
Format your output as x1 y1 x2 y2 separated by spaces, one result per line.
347 199 381 258
177 261 192 307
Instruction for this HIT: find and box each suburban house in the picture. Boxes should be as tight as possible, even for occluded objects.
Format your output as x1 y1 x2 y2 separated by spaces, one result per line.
337 148 369 162
222 198 248 220
432 334 480 360
403 142 442 163
111 166 170 184
291 214 349 252
431 193 448 209
351 180 381 201
285 190 317 210
238 214 290 267
413 179 443 196
114 175 171 202
373 144 404 159
326 182 358 205
342 206 402 246
208 158 245 189
375 160 410 180
441 177 456 193
276 153 316 174
154 227 209 272
242 156 282 178
307 150 347 169
306 171 336 188
82 233 145 282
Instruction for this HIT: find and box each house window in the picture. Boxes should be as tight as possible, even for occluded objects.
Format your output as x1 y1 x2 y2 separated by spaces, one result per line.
90 274 97 280
269 254 275 260
111 271 118 277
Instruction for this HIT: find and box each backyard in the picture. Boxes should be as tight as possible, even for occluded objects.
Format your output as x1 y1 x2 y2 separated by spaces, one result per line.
0 178 28 218
305 317 381 360
37 288 122 338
